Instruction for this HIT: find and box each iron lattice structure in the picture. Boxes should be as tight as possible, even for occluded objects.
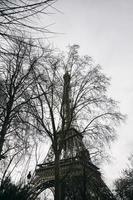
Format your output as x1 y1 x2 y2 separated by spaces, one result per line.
31 71 116 200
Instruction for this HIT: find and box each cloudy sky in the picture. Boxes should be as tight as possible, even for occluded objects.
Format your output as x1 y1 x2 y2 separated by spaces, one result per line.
42 0 133 186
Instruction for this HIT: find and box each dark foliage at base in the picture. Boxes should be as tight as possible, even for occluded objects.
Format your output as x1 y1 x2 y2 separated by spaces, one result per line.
0 178 29 200
115 169 133 200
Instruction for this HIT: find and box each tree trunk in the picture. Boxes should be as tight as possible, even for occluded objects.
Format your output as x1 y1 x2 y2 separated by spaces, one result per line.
0 118 10 158
0 97 13 159
54 150 61 200
0 134 5 159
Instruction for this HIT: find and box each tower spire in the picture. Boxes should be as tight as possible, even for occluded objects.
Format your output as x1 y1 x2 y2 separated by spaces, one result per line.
62 71 71 129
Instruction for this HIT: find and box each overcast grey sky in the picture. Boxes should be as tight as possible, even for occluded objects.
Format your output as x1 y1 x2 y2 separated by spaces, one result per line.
42 0 133 186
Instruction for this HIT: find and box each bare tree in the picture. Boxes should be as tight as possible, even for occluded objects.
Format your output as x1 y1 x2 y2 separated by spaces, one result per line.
0 37 52 162
0 0 56 37
0 0 57 57
27 45 125 200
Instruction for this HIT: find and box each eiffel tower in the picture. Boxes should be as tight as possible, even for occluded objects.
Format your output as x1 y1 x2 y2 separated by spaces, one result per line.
31 71 116 200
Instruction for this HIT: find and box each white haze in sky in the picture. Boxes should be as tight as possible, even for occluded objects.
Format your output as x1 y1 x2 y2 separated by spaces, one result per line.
40 0 133 187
